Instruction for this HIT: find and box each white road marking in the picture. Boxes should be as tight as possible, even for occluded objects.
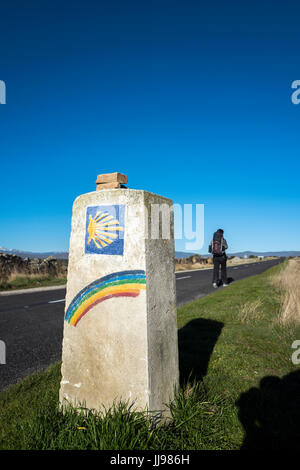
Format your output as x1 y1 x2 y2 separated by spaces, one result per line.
176 276 192 280
48 299 65 304
233 267 239 269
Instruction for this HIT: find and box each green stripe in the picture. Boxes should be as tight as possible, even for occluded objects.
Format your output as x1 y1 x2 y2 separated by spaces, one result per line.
68 278 146 319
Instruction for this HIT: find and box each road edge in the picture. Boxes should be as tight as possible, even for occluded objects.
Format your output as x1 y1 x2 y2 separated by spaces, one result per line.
0 284 66 296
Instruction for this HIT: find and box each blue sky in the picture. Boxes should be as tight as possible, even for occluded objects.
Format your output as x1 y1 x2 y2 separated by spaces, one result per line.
1 0 300 254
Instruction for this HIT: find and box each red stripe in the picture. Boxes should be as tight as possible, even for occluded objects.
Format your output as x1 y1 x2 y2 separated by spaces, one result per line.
73 292 139 326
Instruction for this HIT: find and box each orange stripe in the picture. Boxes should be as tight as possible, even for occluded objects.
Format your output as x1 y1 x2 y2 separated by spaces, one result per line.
70 284 145 325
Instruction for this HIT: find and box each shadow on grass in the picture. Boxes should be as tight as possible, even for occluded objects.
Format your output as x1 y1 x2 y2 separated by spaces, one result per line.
178 318 224 385
236 370 300 450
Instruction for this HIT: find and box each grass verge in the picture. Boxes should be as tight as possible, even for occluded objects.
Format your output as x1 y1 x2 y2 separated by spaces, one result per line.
0 261 299 450
0 275 66 291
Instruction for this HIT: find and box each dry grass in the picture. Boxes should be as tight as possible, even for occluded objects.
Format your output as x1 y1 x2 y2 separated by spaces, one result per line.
238 299 263 324
227 257 275 266
175 263 210 271
7 270 47 283
175 256 277 272
6 269 66 283
272 259 300 325
0 268 67 291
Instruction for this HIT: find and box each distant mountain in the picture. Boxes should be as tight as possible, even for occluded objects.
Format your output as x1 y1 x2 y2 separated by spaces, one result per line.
228 250 300 258
0 246 69 259
1 246 298 261
175 250 300 258
175 251 196 258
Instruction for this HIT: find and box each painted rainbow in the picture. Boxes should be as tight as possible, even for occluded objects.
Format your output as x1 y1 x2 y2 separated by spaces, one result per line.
65 270 146 327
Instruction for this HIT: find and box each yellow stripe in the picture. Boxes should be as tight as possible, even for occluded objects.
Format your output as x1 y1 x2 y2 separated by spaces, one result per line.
96 231 118 239
101 220 121 227
98 215 114 223
70 283 146 325
95 212 109 221
97 227 123 233
94 238 106 248
97 227 123 232
96 235 113 244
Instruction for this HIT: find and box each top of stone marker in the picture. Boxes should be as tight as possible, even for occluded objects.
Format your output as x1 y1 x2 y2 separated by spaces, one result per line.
96 172 128 190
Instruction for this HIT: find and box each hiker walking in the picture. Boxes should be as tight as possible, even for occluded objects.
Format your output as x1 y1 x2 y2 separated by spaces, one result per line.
209 228 228 288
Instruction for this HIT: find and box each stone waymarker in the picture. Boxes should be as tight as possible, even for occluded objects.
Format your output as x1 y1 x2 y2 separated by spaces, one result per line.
59 174 179 418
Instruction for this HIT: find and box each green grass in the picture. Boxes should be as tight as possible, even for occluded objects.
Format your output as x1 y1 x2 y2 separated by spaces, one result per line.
0 275 66 291
1 262 300 450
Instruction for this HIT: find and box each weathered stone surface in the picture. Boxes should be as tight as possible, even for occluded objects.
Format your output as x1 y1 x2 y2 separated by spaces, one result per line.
59 188 179 418
96 172 128 184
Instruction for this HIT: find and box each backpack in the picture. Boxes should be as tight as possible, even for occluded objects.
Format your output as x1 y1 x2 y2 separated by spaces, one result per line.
210 232 224 256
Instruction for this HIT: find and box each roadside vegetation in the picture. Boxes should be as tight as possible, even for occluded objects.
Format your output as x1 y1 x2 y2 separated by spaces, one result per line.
0 260 299 450
0 255 277 289
175 255 278 272
0 272 66 291
272 258 300 325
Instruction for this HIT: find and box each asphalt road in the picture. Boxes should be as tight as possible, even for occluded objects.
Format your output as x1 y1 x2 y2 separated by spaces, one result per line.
176 258 283 306
0 258 282 390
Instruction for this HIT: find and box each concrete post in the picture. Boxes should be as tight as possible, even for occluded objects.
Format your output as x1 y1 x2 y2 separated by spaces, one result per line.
59 180 179 418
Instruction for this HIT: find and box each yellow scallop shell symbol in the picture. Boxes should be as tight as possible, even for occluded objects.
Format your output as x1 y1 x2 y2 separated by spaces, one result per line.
87 211 124 249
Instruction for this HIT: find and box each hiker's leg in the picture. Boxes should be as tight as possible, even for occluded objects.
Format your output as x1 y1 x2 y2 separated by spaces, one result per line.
213 257 219 283
220 256 227 284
